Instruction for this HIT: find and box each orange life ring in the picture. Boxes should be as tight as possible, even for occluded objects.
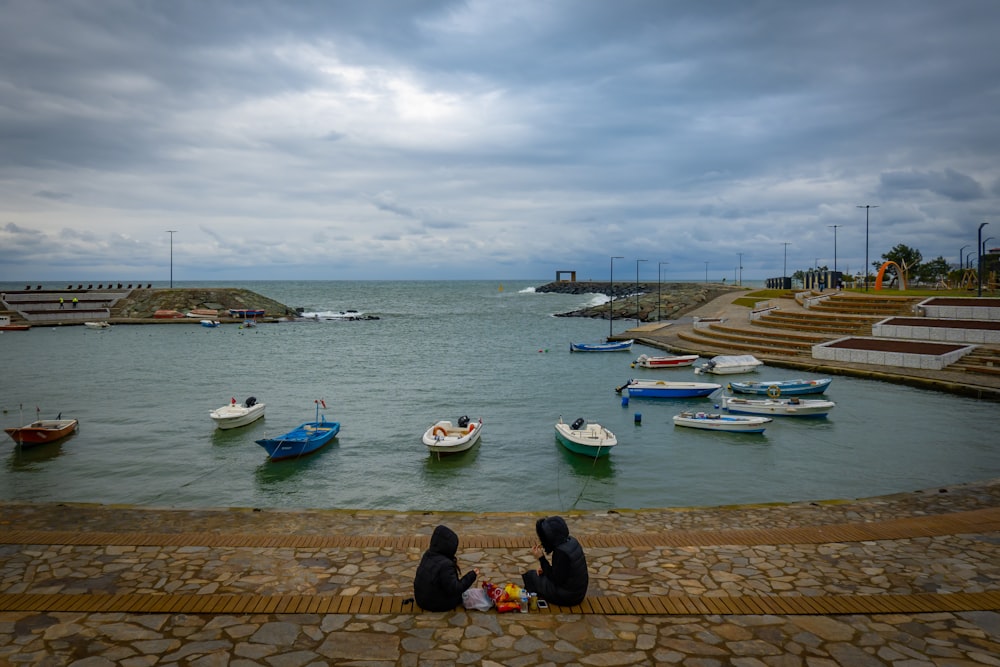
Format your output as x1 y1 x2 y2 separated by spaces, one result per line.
766 385 781 398
432 426 448 437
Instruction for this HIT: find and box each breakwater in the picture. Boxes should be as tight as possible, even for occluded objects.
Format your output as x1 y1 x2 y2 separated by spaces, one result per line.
535 281 744 322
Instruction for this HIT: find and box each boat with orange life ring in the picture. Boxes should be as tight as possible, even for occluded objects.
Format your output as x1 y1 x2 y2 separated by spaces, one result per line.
422 416 484 456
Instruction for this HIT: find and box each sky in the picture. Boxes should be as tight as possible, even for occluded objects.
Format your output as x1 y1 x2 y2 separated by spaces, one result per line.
2 1 999 283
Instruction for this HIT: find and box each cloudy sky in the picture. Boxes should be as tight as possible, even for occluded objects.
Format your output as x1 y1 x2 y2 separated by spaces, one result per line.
2 1 999 283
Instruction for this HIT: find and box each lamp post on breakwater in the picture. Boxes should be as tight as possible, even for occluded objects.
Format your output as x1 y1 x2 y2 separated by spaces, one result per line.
636 259 647 327
737 253 743 286
610 256 623 338
979 222 989 296
167 230 177 288
658 261 668 321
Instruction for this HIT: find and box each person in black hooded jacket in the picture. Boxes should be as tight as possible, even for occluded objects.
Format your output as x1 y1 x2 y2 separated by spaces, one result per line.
413 524 479 611
521 515 588 606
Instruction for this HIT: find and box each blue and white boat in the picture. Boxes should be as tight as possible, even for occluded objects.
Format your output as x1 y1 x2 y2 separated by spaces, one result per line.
200 319 220 328
555 417 617 458
570 339 633 352
617 379 721 398
256 400 340 460
673 411 771 433
727 378 832 397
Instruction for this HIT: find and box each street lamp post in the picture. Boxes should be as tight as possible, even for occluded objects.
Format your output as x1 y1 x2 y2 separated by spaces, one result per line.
704 261 709 283
857 205 878 291
828 225 840 274
960 245 970 271
737 253 743 286
657 262 668 321
782 242 790 287
979 223 989 296
166 230 177 288
609 256 623 338
636 259 647 327
984 237 995 256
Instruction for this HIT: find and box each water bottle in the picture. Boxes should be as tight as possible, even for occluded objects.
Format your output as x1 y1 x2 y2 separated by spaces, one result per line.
519 588 529 613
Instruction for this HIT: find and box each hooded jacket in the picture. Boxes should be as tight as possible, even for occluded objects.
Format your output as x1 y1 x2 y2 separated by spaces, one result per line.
413 525 477 611
525 515 588 606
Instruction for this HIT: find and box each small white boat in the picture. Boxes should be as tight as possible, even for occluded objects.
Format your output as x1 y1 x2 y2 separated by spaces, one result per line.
721 395 836 418
554 417 617 457
200 319 221 328
210 397 265 430
422 416 483 456
694 355 763 375
83 321 111 329
631 353 699 369
672 411 771 433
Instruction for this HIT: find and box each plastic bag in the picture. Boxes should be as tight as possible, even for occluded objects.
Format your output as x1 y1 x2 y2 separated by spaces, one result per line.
462 587 494 611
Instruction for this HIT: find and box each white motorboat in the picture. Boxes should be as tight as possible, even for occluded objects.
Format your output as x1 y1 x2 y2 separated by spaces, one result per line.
210 397 265 430
631 353 699 368
672 411 771 433
83 321 111 329
721 395 836 418
554 417 617 458
423 416 484 456
694 355 763 375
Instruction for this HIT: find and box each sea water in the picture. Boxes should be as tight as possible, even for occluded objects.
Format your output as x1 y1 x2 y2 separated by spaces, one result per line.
0 280 994 513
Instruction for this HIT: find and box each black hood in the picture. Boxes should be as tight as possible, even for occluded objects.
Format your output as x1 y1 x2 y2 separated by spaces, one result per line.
428 524 459 558
535 516 570 553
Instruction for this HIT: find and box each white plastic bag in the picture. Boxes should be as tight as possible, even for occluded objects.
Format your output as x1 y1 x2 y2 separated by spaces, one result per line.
462 587 494 611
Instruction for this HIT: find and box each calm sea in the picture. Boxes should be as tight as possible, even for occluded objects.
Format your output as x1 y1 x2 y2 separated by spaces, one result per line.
0 280 994 513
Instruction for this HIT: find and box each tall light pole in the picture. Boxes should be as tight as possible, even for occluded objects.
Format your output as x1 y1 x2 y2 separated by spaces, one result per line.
609 256 623 337
828 225 841 273
979 222 989 296
737 253 743 286
983 237 995 256
704 261 709 283
657 261 668 321
857 205 878 291
635 259 647 327
782 242 791 287
960 245 970 271
167 230 177 288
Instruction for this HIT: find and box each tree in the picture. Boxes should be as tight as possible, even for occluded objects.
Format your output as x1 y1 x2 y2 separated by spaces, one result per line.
915 256 949 283
876 244 923 283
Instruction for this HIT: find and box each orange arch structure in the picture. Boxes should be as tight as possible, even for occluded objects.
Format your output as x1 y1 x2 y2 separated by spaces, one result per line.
874 261 906 291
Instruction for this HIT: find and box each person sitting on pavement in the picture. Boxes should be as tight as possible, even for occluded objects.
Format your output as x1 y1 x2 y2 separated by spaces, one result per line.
521 515 588 606
413 524 479 611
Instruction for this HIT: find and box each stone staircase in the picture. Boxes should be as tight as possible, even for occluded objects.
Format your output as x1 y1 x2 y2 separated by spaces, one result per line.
945 346 1000 377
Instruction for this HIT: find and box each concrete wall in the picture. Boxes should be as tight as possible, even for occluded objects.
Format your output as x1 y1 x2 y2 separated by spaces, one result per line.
812 337 975 370
917 299 1000 321
873 318 1000 345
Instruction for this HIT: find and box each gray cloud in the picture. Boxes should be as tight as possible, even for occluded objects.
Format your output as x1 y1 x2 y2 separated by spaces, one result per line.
1 0 999 280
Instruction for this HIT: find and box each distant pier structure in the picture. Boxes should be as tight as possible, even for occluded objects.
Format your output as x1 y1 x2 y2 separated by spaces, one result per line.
556 270 577 282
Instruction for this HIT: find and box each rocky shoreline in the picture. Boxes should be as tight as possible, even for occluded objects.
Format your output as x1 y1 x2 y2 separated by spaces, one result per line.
535 281 745 322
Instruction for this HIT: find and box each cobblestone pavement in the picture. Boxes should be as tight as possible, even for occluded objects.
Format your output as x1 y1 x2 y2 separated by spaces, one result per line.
1 479 999 665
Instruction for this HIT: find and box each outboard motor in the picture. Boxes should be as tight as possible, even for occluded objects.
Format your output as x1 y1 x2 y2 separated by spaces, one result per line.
245 397 257 407
571 417 586 430
457 415 470 428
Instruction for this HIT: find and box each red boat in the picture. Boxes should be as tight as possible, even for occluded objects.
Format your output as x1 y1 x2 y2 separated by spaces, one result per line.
5 419 79 446
631 353 699 369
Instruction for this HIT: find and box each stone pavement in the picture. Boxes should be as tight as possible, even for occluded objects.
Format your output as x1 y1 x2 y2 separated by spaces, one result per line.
1 478 999 666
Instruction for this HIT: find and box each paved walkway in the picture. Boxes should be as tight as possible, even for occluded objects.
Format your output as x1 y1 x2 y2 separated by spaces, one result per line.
2 478 999 665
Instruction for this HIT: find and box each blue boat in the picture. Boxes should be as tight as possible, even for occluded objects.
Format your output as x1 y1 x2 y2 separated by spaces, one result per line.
570 339 633 352
727 378 832 397
200 319 220 328
616 379 721 398
256 400 340 460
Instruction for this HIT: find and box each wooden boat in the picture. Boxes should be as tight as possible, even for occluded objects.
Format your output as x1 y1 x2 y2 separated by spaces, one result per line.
153 309 185 319
210 397 265 430
83 321 111 329
728 378 833 397
616 379 721 398
694 355 763 375
672 411 771 433
554 417 617 457
721 395 836 418
570 339 633 352
256 400 339 461
5 418 79 446
631 353 699 369
422 416 483 456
